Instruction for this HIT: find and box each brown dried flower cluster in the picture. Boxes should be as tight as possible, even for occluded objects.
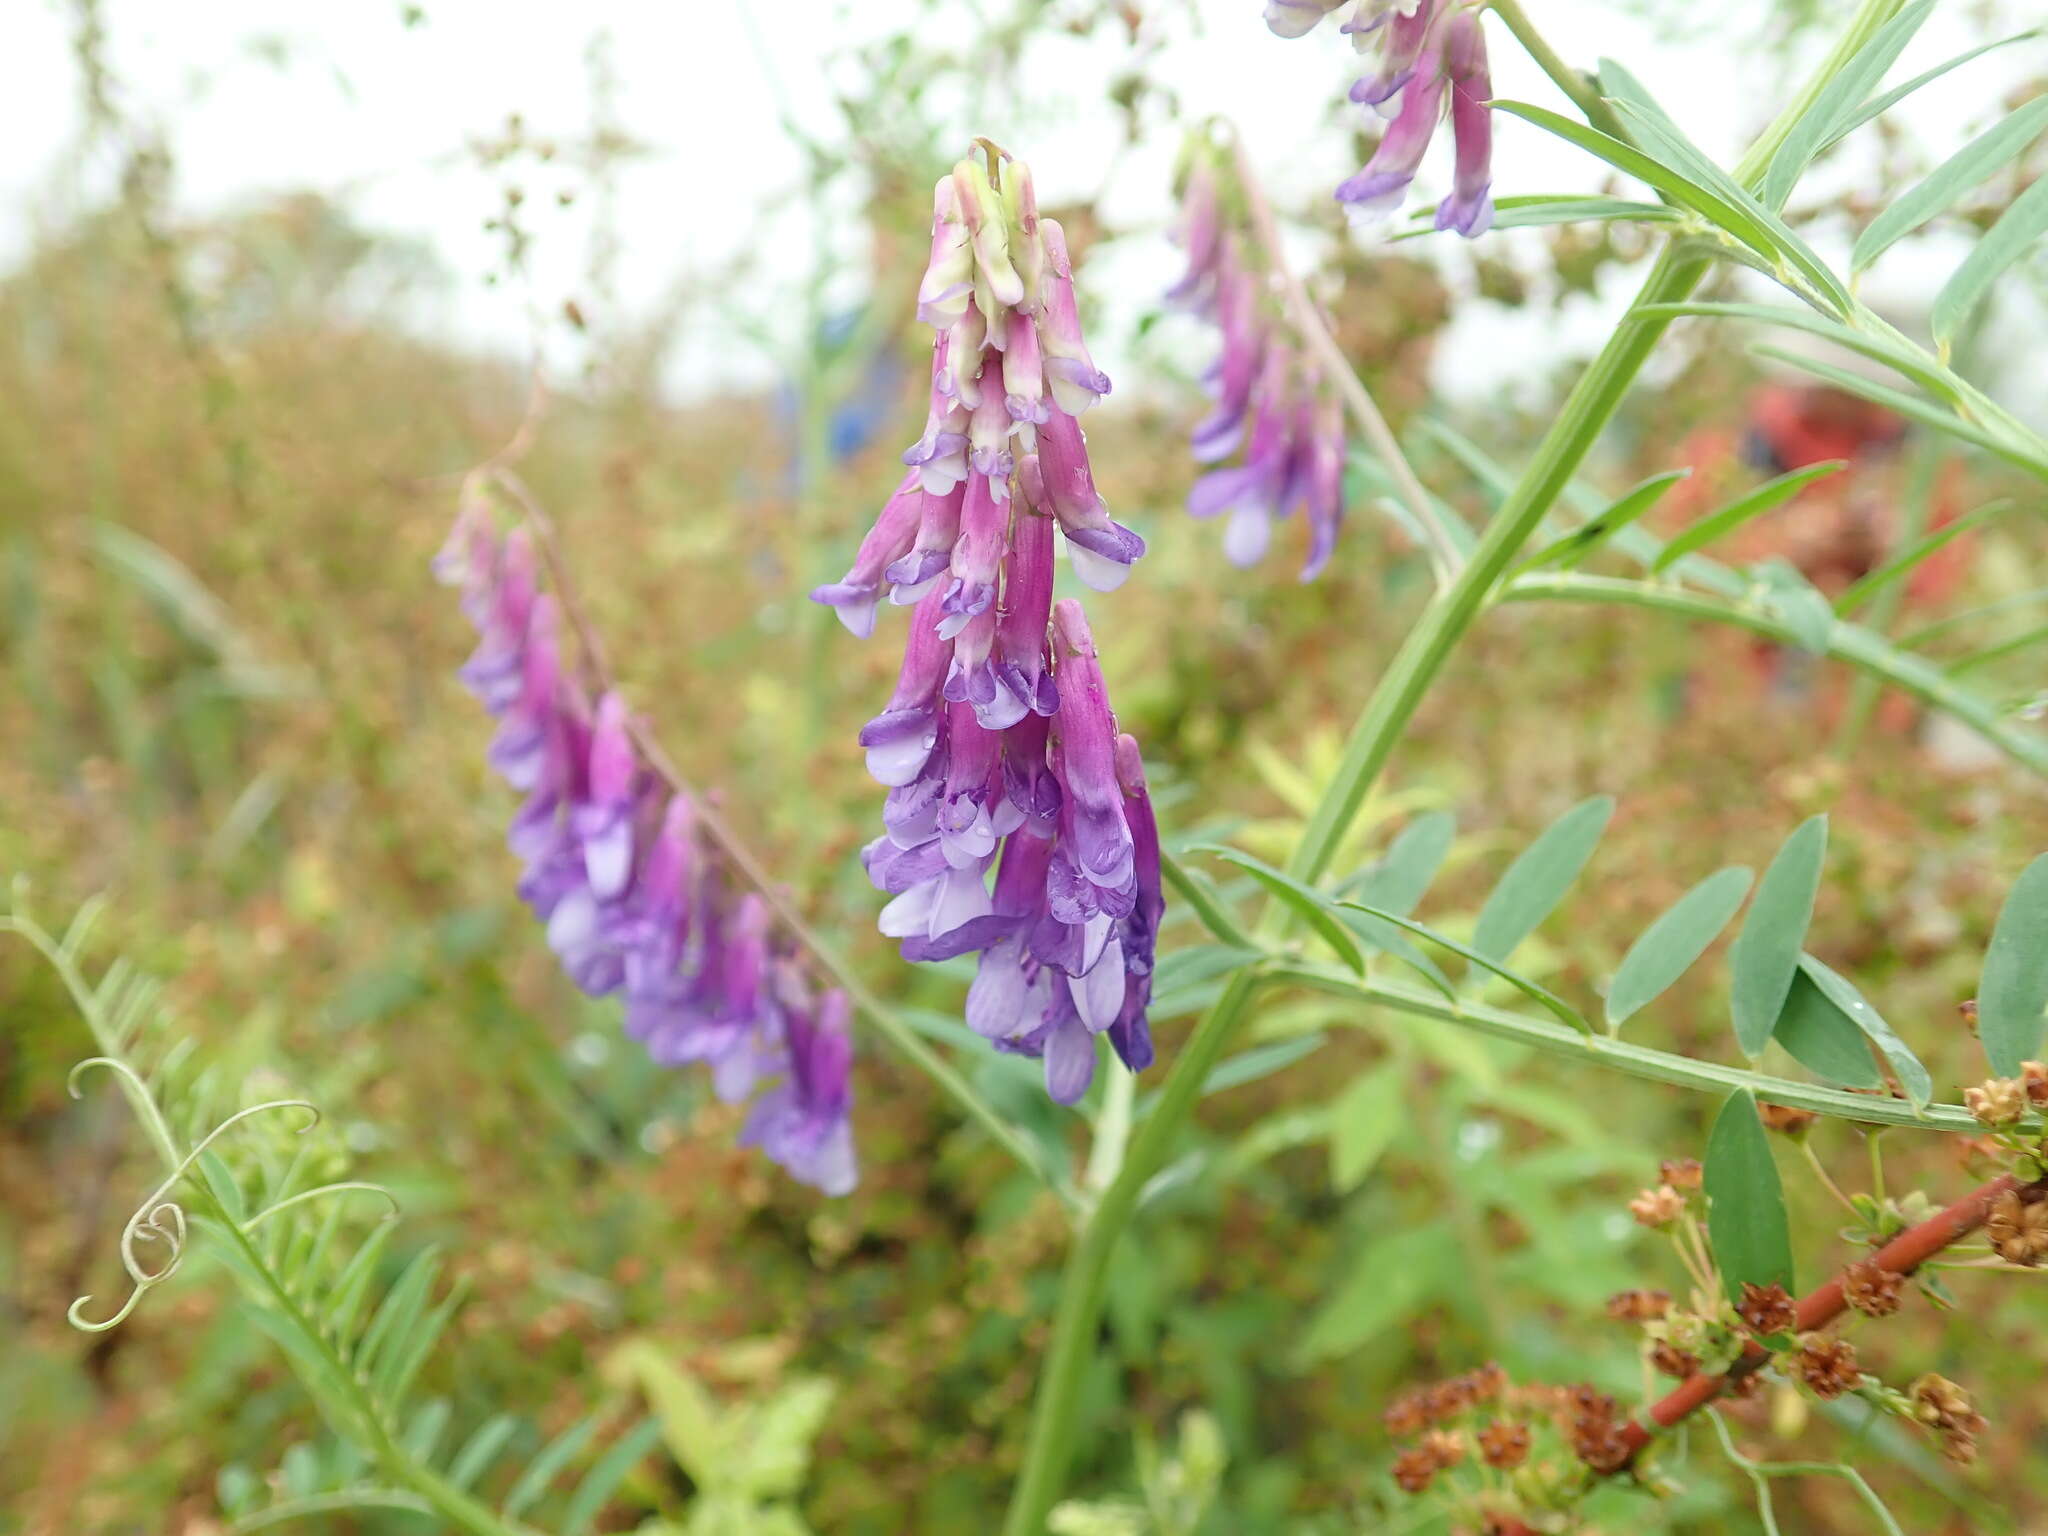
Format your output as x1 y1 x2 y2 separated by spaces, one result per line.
1476 1419 1531 1470
1649 1339 1700 1379
1659 1157 1703 1190
1757 1101 1818 1136
1841 1258 1905 1317
1629 1184 1685 1228
2021 1060 2048 1105
1736 1281 1797 1336
1909 1373 1988 1466
1382 1364 1507 1439
1391 1429 1465 1493
1563 1384 1631 1474
1790 1333 1863 1399
1966 1077 2029 1128
1986 1187 2048 1266
1605 1287 1671 1322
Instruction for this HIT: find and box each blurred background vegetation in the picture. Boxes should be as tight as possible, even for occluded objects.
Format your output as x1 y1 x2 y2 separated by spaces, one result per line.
3 1 2047 1532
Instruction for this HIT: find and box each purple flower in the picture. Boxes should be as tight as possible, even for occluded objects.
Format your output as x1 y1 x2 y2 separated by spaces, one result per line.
441 505 860 1194
816 146 1167 1104
1336 41 1447 219
1299 393 1348 582
1164 162 1223 311
917 175 974 328
1190 260 1265 463
1437 8 1494 237
1037 409 1147 592
1037 221 1112 416
1263 0 1346 38
1170 151 1355 579
810 472 923 638
741 985 857 1196
859 585 952 786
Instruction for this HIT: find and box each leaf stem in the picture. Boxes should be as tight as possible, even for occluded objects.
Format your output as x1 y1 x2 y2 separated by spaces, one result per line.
1266 960 1992 1133
1500 571 2048 775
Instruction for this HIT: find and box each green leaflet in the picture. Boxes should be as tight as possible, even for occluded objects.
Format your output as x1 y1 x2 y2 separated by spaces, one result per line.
1729 817 1828 1057
1471 795 1614 962
1798 953 1931 1109
1978 853 2048 1075
1397 194 1679 238
1339 901 1593 1034
1652 459 1846 573
1195 845 1365 975
1836 499 2017 615
1774 969 1886 1089
1342 809 1456 914
1328 1065 1407 1194
1853 95 2048 272
1606 866 1753 1029
1491 101 1783 258
1933 173 2048 353
1704 1090 1795 1304
1516 469 1690 572
1760 0 1937 210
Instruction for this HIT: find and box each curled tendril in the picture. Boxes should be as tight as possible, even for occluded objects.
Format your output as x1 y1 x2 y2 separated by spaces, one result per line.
242 1181 400 1232
67 1068 321 1334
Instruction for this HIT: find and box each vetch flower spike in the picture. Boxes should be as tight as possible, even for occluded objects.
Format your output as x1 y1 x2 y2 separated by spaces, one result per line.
809 142 1165 1104
437 492 859 1194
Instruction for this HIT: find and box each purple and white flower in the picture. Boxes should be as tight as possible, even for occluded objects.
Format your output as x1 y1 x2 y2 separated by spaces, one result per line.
439 503 860 1194
811 147 1167 1104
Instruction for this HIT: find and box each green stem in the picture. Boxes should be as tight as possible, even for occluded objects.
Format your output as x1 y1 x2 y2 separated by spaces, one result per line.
1000 967 1264 1535
1267 961 1988 1133
1486 0 1630 141
1500 571 2048 776
1285 245 1709 888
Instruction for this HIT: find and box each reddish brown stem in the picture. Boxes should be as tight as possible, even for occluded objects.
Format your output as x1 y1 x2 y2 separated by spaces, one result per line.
1616 1172 2024 1461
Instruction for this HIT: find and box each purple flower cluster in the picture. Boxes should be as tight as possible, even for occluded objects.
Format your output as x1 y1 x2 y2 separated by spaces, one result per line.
1167 156 1349 580
437 494 857 1195
812 151 1164 1106
1265 0 1495 237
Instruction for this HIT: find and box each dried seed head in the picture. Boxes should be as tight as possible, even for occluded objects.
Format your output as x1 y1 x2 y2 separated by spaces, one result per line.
1649 1339 1701 1379
1461 1363 1509 1406
1629 1184 1686 1227
1391 1446 1440 1494
1965 1077 2029 1128
1757 1101 1818 1137
1606 1288 1672 1322
1477 1419 1531 1470
1420 1428 1466 1470
1659 1157 1704 1190
1841 1258 1905 1318
1910 1372 1987 1464
1383 1388 1433 1439
1791 1333 1862 1399
1986 1188 2048 1267
2021 1060 2048 1106
1736 1281 1798 1336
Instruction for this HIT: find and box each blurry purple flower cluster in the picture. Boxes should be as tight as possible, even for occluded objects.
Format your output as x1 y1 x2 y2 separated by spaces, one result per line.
813 150 1164 1106
1266 0 1495 236
438 493 856 1195
1167 154 1349 579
